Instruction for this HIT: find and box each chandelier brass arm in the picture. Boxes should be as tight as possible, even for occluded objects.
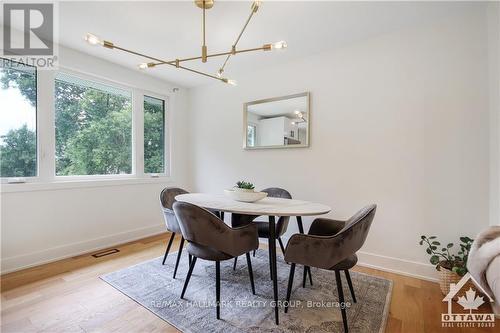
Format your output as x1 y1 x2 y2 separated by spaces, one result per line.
145 44 271 68
96 39 230 83
217 0 261 77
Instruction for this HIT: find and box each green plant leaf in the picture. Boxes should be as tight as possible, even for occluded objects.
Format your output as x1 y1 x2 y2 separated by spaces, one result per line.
419 240 423 245
429 236 436 239
430 255 440 265
447 243 453 248
426 248 432 255
421 235 426 240
431 246 437 250
432 241 440 245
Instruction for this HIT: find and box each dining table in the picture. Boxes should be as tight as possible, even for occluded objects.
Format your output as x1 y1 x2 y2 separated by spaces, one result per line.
175 193 331 325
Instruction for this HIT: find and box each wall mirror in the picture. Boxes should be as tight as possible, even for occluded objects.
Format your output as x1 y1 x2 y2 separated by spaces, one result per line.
243 92 310 149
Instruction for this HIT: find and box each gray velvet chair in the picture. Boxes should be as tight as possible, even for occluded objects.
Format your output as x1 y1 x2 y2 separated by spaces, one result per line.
173 201 259 320
283 204 377 333
159 187 190 279
231 188 292 277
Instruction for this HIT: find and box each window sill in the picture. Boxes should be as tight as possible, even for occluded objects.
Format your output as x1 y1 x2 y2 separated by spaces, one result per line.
0 176 173 193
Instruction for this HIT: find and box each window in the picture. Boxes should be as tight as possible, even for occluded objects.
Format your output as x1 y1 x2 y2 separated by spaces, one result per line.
247 124 256 147
144 95 166 174
54 72 132 176
0 59 37 178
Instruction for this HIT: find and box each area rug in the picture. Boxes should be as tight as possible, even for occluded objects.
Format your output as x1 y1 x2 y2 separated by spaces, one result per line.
101 249 392 333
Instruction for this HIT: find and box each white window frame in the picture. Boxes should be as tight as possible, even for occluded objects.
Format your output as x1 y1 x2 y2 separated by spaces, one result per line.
140 91 171 178
0 65 173 192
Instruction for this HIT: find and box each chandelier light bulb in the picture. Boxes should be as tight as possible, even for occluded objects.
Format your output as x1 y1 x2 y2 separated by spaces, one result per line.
252 1 261 12
217 68 224 77
85 33 102 46
138 63 148 70
272 41 287 50
227 79 237 86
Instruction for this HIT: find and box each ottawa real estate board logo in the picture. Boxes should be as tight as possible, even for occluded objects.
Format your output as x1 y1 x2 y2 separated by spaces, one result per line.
442 273 495 328
2 2 58 68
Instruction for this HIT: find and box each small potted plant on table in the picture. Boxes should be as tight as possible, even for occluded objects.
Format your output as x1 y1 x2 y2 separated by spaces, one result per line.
235 181 255 192
419 235 474 295
224 181 267 203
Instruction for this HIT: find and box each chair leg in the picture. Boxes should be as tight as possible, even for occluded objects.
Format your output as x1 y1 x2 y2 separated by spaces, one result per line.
302 266 307 288
220 212 224 220
335 270 349 333
308 266 313 286
285 263 296 313
344 270 357 303
188 254 192 266
216 261 221 320
173 237 185 279
181 256 197 299
233 257 238 270
162 232 175 265
253 249 256 257
278 237 285 254
246 253 255 294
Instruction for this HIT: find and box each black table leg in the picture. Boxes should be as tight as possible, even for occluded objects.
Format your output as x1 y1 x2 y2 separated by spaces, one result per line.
296 216 304 234
268 216 279 325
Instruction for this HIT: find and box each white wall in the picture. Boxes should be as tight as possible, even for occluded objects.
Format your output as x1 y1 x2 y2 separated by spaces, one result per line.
488 2 500 226
188 7 493 280
0 46 191 273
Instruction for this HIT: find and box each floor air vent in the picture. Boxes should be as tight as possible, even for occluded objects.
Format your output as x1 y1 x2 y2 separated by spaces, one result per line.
92 248 120 258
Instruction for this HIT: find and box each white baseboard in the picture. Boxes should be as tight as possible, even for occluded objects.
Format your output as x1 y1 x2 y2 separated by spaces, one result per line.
277 235 438 282
2 228 439 283
0 224 166 274
357 251 438 282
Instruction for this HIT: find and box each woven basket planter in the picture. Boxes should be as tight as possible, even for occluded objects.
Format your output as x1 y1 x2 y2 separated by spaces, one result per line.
438 266 474 298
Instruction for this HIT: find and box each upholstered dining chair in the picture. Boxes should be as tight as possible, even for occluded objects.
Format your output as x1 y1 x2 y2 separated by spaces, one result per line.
231 188 292 279
173 201 259 320
283 204 377 333
159 187 190 279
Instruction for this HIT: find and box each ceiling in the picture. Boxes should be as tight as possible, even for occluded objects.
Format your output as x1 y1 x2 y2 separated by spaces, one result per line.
3 1 480 87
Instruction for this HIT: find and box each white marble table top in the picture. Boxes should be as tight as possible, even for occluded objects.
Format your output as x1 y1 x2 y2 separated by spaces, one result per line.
175 193 331 217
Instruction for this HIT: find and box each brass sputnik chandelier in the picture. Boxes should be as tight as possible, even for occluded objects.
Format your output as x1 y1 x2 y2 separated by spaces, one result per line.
84 0 287 85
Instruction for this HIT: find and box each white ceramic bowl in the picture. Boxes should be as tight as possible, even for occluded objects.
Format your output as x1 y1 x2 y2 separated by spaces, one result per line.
224 189 268 203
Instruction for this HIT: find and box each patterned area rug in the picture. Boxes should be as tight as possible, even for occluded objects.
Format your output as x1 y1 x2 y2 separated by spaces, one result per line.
101 249 392 333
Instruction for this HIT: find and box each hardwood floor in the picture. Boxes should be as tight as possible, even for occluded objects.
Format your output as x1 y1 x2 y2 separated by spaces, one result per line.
1 233 498 332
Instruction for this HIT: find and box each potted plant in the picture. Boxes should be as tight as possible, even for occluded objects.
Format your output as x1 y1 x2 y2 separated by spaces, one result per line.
419 235 474 295
234 181 255 192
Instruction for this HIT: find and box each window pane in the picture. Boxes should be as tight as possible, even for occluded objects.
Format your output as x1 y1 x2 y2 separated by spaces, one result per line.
144 95 165 174
0 59 37 177
55 73 132 176
247 125 256 147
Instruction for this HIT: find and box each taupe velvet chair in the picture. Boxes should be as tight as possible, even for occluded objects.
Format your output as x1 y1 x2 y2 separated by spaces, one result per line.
159 187 190 279
173 201 259 320
231 188 292 278
283 204 377 333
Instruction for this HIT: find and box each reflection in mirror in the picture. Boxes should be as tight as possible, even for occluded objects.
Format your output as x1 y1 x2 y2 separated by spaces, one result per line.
244 92 309 149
